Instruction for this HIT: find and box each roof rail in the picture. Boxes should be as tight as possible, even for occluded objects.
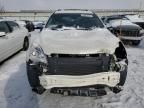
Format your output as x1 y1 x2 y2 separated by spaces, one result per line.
57 9 89 11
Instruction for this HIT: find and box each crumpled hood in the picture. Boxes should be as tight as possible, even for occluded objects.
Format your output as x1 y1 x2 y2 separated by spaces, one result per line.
37 28 120 55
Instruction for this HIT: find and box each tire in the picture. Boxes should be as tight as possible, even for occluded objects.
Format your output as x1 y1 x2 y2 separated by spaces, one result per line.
110 86 122 94
26 63 46 94
32 86 46 94
110 67 127 94
132 40 141 46
23 37 29 51
26 63 40 88
118 68 128 86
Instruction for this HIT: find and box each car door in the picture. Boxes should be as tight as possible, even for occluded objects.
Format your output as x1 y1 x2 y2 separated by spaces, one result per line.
6 21 25 51
0 21 14 62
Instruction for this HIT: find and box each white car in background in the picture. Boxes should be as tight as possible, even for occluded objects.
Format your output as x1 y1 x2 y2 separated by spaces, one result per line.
0 20 30 62
16 20 26 27
33 21 45 29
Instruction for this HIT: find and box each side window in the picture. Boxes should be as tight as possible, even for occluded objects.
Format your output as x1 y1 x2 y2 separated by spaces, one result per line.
0 21 10 33
7 21 19 30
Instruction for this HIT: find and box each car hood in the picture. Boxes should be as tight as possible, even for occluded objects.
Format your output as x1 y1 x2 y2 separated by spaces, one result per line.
131 19 144 23
110 20 142 30
115 25 141 31
110 20 140 28
125 15 144 23
37 28 120 55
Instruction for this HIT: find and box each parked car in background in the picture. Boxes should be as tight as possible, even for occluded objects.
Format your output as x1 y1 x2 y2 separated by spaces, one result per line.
0 20 30 62
123 14 144 29
16 20 26 27
16 20 34 32
33 21 45 29
102 15 144 45
27 9 128 95
22 20 35 32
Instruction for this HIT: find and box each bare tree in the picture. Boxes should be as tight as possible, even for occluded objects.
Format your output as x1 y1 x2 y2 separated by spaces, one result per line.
0 1 5 14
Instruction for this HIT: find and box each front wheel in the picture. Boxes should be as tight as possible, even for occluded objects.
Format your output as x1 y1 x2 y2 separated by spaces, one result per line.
23 37 29 51
26 62 46 94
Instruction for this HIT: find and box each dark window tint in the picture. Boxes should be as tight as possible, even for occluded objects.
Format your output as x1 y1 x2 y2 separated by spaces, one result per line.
0 21 10 33
7 21 19 29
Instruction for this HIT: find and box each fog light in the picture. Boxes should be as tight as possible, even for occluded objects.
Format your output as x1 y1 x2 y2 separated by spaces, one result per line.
43 68 48 73
39 63 48 73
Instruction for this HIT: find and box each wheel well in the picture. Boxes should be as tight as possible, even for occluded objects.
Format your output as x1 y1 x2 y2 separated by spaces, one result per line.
24 36 29 41
23 36 29 51
114 42 128 63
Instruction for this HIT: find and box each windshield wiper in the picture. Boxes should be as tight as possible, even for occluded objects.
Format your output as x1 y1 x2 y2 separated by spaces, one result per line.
49 24 63 30
76 26 97 30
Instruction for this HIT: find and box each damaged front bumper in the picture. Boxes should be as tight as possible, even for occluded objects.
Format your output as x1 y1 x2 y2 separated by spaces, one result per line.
39 72 120 89
27 45 128 91
27 55 127 90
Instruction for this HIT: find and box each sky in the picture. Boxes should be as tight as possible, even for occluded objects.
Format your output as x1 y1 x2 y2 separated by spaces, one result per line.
0 0 144 11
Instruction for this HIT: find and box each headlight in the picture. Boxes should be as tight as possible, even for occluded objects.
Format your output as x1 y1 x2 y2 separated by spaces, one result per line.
140 29 144 35
28 43 47 64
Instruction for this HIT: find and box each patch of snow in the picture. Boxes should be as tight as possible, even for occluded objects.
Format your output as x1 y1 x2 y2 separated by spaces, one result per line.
126 15 144 23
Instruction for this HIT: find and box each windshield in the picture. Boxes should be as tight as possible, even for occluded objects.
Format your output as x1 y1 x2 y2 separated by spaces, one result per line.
45 13 104 30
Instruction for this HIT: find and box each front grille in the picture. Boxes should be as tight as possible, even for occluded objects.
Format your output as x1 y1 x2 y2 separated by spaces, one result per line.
120 30 139 37
47 54 111 75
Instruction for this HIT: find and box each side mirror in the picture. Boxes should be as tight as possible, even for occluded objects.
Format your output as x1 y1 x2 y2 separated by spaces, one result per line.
106 24 113 30
107 26 113 31
0 32 6 37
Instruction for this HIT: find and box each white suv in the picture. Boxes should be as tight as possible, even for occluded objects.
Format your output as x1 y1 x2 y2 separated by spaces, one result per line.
26 10 128 95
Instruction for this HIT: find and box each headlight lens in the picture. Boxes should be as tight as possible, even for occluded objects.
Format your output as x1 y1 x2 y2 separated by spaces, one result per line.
28 43 47 64
140 29 144 35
